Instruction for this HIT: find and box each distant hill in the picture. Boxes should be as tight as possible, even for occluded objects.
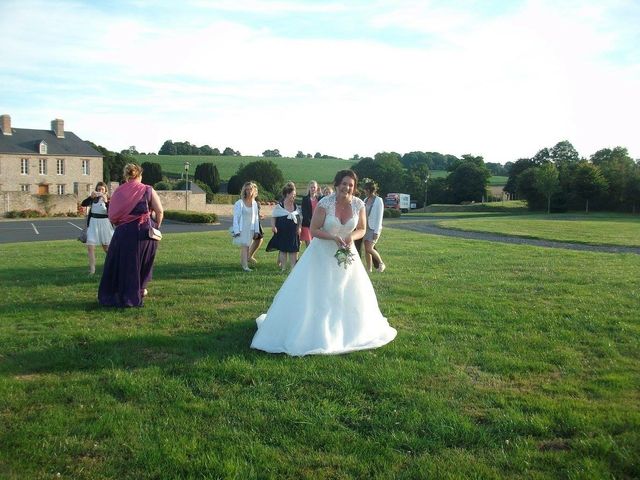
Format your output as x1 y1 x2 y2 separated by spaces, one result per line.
133 155 506 187
134 155 352 185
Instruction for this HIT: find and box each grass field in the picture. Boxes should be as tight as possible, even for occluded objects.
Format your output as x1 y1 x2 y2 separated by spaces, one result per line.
134 155 353 185
134 155 506 189
1 227 639 478
436 212 640 247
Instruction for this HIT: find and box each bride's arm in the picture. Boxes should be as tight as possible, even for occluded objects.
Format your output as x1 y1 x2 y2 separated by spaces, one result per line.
310 206 344 247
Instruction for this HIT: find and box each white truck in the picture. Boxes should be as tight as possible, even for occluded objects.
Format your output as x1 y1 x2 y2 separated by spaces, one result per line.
384 193 411 213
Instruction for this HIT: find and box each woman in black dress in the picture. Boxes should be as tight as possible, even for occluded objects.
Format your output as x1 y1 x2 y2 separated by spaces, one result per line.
266 182 301 272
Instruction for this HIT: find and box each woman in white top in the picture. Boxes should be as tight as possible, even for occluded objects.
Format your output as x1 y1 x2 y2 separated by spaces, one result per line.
81 181 114 275
232 182 261 272
362 180 386 273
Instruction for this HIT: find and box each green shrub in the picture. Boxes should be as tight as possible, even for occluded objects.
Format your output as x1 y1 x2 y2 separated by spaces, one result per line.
5 209 46 218
154 181 173 190
212 194 239 204
383 208 401 218
164 210 218 223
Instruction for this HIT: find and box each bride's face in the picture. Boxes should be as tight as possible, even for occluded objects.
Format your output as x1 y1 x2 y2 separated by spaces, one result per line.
337 176 355 197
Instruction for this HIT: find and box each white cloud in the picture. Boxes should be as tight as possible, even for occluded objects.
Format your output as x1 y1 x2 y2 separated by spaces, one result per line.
1 0 638 161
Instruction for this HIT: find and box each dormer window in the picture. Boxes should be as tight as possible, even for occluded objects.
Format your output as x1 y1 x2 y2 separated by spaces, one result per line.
39 141 48 155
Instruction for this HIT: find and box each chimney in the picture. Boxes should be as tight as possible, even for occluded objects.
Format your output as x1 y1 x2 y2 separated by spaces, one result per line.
51 118 64 138
1 114 11 135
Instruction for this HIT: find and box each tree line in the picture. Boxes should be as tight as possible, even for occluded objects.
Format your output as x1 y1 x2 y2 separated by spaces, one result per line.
159 140 241 157
504 141 640 213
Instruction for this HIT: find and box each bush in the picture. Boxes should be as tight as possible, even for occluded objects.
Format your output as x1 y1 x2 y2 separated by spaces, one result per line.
383 208 401 219
194 162 220 193
164 210 218 223
154 181 173 190
141 161 163 186
5 209 46 218
212 194 239 204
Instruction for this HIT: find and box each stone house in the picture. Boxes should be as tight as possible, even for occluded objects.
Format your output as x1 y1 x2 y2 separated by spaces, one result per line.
0 114 103 197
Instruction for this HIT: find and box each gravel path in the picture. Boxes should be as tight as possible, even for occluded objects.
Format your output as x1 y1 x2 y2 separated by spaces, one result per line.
387 218 640 255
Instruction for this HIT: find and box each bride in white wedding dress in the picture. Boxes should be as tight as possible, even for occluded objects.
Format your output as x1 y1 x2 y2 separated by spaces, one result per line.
251 170 397 356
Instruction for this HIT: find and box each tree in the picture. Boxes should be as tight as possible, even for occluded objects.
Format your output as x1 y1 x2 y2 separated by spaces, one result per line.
550 140 579 170
194 163 221 193
504 158 539 197
223 147 237 156
590 147 635 209
295 151 305 158
447 161 489 203
200 145 214 156
314 152 322 158
227 174 243 194
140 162 163 186
159 140 176 155
262 149 282 158
352 153 405 196
572 162 608 213
624 168 640 214
534 163 560 213
401 151 430 170
212 147 221 156
234 160 285 196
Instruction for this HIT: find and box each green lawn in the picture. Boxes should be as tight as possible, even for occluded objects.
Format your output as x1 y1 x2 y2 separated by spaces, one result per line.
1 229 639 478
436 213 640 247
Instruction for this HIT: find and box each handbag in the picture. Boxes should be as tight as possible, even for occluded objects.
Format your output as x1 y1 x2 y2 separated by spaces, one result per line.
78 229 87 243
148 218 162 241
149 226 162 241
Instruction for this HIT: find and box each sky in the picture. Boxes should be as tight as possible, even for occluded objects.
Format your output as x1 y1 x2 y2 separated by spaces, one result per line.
1 0 639 164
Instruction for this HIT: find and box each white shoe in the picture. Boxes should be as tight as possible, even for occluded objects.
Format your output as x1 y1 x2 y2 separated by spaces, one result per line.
377 263 386 273
242 266 252 272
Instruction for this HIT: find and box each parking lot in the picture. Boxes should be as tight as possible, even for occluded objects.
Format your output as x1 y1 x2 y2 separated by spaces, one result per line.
0 217 232 244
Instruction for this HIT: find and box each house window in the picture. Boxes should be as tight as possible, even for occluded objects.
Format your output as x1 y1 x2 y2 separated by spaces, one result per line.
20 184 30 192
56 184 65 195
21 158 29 175
82 159 90 175
39 158 47 175
39 141 48 155
56 159 65 175
86 183 92 192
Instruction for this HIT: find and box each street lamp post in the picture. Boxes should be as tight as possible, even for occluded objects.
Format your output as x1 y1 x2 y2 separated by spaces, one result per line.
184 161 190 211
423 173 430 212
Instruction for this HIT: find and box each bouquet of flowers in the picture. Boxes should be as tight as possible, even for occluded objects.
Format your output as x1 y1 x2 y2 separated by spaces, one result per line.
334 247 356 269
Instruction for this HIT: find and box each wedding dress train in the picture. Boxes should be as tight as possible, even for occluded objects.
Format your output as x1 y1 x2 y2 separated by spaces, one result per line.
250 194 397 356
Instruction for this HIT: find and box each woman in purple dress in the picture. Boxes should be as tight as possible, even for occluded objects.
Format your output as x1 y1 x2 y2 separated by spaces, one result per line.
98 163 164 307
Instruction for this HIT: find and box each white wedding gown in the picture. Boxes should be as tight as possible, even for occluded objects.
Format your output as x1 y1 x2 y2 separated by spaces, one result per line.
251 194 397 356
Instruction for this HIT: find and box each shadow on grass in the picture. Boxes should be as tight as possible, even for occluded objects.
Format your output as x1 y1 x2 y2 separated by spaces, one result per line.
0 261 265 289
1 321 261 377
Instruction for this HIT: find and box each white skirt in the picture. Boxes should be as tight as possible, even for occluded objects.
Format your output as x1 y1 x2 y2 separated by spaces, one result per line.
251 237 397 356
86 217 114 246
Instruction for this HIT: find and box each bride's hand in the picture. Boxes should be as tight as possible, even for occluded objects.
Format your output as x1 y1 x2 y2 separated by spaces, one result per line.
334 235 346 248
342 234 353 247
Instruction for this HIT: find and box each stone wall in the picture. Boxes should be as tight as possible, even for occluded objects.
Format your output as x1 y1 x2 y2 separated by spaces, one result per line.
0 153 103 196
156 190 274 217
0 192 78 215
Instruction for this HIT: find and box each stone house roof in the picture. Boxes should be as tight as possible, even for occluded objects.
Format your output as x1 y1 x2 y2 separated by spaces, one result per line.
0 128 102 157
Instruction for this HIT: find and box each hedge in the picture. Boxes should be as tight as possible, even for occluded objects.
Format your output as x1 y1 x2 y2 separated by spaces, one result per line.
5 209 46 218
164 210 218 223
383 208 401 219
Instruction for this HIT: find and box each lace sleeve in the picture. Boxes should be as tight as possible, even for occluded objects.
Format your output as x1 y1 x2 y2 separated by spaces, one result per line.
318 193 336 217
352 197 365 216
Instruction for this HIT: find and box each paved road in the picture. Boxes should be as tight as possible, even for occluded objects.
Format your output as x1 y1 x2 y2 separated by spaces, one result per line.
2 215 638 255
387 216 640 255
0 217 232 244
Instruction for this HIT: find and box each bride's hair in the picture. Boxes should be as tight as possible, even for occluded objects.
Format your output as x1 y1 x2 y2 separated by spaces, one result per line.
333 169 358 191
